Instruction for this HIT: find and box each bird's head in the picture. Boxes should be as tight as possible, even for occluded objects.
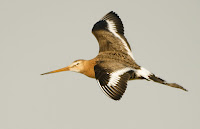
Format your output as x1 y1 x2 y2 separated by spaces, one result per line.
41 59 85 75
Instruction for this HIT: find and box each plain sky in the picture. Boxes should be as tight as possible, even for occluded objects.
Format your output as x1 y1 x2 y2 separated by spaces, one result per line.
0 0 200 129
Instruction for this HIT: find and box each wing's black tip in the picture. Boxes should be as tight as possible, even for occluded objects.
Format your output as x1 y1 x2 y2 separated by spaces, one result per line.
92 11 124 35
92 20 108 32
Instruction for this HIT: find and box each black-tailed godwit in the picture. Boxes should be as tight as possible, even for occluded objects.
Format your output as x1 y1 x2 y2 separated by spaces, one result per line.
41 11 187 100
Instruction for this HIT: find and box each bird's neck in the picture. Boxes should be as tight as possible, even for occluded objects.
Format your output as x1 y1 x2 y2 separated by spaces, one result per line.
80 58 97 78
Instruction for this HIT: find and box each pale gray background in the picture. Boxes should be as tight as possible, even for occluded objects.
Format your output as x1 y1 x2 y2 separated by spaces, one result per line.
0 0 199 129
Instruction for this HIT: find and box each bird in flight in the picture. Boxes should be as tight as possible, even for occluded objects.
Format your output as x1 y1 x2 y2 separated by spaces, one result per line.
41 11 187 100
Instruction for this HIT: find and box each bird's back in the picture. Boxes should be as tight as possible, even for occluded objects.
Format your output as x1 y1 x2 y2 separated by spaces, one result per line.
95 51 140 69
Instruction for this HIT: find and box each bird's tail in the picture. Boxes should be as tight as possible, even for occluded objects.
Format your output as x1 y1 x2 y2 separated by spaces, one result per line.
148 74 187 91
136 67 187 91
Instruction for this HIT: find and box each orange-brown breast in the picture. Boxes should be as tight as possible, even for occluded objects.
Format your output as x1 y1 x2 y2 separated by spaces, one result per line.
81 58 97 78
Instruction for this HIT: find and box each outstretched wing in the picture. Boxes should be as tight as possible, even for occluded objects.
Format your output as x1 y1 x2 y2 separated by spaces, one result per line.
92 11 134 60
94 61 134 100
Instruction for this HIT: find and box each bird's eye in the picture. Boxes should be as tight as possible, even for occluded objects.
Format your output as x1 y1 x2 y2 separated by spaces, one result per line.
76 62 79 65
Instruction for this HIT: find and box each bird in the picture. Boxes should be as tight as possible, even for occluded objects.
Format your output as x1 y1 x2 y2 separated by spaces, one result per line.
41 11 187 100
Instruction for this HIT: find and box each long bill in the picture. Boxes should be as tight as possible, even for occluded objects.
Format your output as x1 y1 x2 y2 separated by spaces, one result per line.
41 66 70 75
